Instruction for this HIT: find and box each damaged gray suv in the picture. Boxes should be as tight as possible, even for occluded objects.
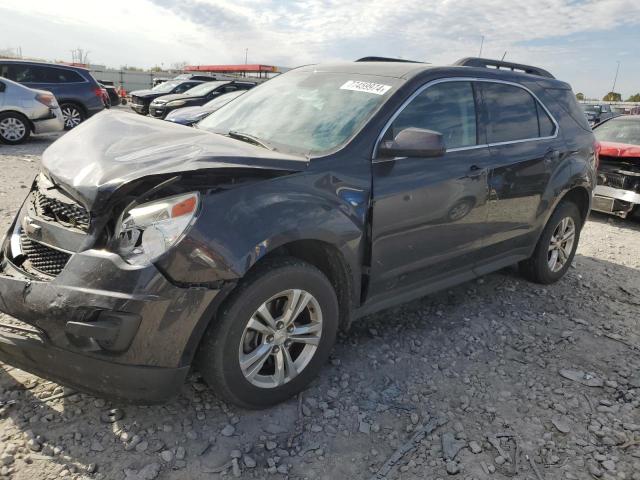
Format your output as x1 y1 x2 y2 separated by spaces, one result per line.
0 58 596 408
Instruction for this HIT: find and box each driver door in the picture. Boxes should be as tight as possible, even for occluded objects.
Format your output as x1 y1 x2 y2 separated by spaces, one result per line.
367 80 492 303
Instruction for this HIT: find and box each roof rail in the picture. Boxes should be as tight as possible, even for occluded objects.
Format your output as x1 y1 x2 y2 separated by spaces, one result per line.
356 56 425 64
454 57 555 79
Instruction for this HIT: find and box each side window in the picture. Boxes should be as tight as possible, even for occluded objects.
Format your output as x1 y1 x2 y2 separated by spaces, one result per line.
173 83 192 93
223 85 238 93
388 81 477 149
5 64 34 82
537 104 555 137
48 67 84 83
481 83 541 143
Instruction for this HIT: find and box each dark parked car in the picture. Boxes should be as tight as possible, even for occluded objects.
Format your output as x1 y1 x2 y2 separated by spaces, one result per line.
173 74 218 82
0 58 595 408
129 80 204 115
165 89 246 126
149 81 255 119
581 103 615 127
591 115 640 218
98 80 120 106
0 60 105 129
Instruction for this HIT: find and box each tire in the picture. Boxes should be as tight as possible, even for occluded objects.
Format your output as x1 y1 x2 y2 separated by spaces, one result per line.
60 103 85 130
197 258 339 409
519 201 582 284
0 112 30 145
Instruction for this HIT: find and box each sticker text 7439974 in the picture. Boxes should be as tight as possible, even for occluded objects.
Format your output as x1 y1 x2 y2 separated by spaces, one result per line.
340 80 392 95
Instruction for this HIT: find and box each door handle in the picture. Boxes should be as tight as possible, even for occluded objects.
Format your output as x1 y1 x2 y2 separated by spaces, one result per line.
462 165 486 180
544 149 561 163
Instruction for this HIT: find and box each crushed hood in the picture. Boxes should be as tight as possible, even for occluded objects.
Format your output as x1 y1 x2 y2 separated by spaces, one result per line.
598 141 640 158
42 110 308 209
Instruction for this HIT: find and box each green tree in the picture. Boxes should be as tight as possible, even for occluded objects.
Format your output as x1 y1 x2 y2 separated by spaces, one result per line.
149 65 163 73
627 93 640 102
576 92 585 101
603 91 622 102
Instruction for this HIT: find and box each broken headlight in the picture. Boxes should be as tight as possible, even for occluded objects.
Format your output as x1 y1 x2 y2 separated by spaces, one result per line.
116 192 199 266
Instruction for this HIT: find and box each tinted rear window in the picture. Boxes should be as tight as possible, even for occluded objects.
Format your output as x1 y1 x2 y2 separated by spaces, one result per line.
481 83 540 143
0 64 84 83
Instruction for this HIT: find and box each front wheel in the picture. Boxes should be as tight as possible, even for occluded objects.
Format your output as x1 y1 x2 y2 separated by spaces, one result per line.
197 258 339 408
60 103 85 129
0 112 30 144
519 201 582 284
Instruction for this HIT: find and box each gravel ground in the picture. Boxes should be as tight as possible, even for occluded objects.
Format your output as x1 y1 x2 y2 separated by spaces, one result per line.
0 132 639 480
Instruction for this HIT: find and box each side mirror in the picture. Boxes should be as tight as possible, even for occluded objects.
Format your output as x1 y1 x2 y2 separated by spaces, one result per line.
378 128 446 158
0 82 5 93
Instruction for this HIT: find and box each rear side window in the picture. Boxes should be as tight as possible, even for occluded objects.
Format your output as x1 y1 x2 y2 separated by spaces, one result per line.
481 83 541 143
389 81 477 149
537 104 555 137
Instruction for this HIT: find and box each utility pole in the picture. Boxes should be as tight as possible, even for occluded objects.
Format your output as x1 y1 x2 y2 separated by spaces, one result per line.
501 51 507 61
611 60 621 94
478 36 484 57
244 48 248 65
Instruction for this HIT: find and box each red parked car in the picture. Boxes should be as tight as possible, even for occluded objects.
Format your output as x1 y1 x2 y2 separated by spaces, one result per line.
592 115 640 218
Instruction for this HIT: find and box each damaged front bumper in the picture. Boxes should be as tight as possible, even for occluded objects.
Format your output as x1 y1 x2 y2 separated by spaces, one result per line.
593 178 640 218
0 223 223 402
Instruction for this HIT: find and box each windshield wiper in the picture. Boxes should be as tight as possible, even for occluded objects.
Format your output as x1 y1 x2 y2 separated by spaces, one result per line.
227 130 274 150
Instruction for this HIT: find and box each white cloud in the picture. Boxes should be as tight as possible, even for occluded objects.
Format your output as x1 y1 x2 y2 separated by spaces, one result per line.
1 0 639 96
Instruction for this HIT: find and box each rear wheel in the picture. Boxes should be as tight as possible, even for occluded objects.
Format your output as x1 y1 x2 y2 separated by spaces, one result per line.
60 103 85 129
197 258 339 408
0 112 30 145
519 201 582 284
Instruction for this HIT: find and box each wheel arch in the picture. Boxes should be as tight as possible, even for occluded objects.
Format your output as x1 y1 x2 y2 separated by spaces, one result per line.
256 239 355 331
560 186 591 225
0 109 34 133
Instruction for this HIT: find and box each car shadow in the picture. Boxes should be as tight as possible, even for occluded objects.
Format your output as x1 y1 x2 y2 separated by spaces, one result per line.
1 253 639 479
587 210 640 231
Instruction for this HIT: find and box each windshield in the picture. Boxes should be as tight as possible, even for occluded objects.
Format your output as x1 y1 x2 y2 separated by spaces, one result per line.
198 70 401 155
204 90 245 109
152 81 181 93
185 81 225 96
582 104 601 113
595 118 640 145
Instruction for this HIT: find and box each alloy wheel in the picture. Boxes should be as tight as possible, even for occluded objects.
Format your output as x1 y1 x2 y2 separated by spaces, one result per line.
0 117 27 142
547 216 575 272
239 289 323 389
61 105 82 128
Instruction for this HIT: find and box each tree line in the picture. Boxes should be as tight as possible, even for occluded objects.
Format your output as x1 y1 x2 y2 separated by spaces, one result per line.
576 92 640 102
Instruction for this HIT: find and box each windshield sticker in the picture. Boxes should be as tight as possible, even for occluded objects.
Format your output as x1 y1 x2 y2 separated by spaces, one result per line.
340 80 392 95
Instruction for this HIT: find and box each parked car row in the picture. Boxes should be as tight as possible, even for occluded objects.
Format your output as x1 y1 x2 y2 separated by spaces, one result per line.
581 103 616 127
0 59 106 130
129 78 255 123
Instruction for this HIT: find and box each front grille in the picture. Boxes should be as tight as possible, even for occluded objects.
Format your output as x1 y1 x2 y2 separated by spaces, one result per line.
20 232 71 277
598 171 633 190
33 190 90 230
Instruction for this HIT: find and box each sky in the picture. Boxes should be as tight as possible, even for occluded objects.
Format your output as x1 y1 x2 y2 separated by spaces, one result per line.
1 0 639 99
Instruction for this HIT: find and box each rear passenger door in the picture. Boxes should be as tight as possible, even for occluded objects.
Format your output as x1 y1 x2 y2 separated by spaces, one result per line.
478 81 563 263
369 80 492 302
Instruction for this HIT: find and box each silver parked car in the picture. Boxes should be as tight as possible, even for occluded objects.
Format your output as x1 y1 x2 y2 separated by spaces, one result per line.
0 77 64 144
